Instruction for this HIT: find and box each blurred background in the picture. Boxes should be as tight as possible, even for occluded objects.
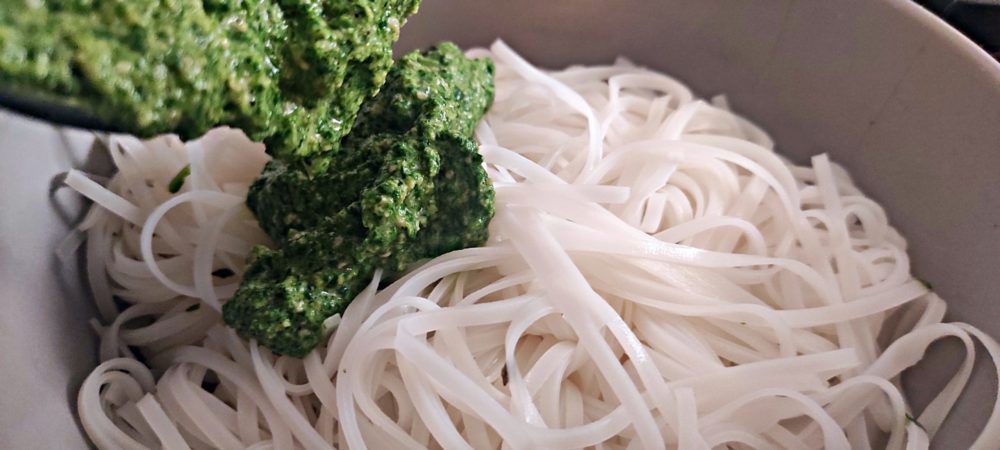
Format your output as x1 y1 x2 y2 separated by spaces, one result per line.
918 0 1000 58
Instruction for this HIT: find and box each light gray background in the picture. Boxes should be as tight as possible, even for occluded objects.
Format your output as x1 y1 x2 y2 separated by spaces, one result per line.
2 0 998 447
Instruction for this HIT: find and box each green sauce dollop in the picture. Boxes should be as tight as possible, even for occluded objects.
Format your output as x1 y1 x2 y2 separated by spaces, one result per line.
0 0 419 159
1 2 497 358
223 43 495 357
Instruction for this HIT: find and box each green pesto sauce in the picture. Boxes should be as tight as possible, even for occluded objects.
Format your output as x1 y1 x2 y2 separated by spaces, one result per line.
224 43 495 357
0 2 497 358
247 42 495 240
0 0 419 159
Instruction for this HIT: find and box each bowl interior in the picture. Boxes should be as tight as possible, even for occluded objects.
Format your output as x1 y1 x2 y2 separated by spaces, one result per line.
2 0 998 447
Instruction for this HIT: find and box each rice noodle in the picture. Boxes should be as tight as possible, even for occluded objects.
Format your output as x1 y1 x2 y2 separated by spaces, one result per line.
68 41 1000 449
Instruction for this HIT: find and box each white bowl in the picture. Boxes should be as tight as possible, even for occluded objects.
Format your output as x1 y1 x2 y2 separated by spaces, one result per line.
2 0 998 447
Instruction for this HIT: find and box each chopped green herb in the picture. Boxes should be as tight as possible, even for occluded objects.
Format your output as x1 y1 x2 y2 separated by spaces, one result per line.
186 303 200 312
168 165 191 194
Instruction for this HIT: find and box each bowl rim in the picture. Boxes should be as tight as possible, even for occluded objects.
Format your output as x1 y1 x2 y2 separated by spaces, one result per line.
893 0 1000 79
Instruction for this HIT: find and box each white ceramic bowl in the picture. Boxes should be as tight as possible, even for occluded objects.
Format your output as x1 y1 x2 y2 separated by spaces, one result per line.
2 0 998 447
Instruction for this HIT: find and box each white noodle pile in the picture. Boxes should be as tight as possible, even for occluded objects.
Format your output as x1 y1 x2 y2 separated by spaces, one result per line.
68 41 1000 450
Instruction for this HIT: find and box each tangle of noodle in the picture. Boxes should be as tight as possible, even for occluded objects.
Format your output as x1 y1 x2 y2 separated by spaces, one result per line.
67 41 1000 449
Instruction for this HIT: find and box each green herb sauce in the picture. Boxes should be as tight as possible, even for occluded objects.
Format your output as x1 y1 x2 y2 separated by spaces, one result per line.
223 43 495 357
0 0 419 159
1 2 497 358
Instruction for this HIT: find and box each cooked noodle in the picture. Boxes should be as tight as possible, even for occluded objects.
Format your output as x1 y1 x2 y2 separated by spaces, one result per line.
68 41 1000 449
